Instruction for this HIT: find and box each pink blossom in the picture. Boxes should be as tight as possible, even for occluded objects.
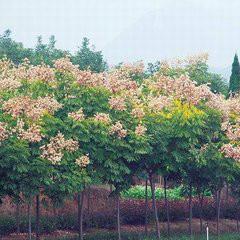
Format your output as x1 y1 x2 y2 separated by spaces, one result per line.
110 121 127 139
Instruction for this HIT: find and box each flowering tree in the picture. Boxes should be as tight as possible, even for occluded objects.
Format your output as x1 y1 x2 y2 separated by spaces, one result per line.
0 53 238 240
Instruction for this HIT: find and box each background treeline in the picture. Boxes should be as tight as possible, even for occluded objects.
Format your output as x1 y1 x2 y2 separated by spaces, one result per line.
0 29 228 95
0 29 107 73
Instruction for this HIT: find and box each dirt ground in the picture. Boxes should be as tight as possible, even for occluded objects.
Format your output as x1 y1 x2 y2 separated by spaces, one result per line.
2 218 239 240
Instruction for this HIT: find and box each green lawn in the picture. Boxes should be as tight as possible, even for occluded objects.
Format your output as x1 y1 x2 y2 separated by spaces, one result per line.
50 232 240 240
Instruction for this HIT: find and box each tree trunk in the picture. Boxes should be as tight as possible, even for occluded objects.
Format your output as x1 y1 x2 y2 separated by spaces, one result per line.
226 182 229 202
16 201 20 234
216 189 222 237
237 216 239 233
149 173 161 240
36 194 40 240
164 177 170 236
87 186 90 215
86 186 91 229
117 194 121 240
198 193 204 234
188 183 193 238
78 191 85 240
144 178 148 235
27 200 32 240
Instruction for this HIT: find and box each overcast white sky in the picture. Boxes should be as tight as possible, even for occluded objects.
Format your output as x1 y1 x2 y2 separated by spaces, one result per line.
1 0 240 70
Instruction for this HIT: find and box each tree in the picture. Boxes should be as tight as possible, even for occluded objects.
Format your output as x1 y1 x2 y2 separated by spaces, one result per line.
72 37 107 72
229 54 240 95
0 29 33 64
146 61 160 77
158 54 228 95
32 35 68 66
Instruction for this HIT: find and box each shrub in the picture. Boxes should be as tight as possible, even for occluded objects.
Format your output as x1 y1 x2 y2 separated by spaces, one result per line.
121 185 183 201
57 213 78 231
122 185 212 201
87 210 117 229
0 215 16 236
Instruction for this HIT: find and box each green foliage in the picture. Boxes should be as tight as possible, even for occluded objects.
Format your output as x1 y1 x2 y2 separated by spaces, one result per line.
146 61 160 76
122 185 183 200
0 137 30 200
71 37 107 72
0 30 33 65
121 185 212 200
32 35 68 66
229 54 240 95
0 30 107 72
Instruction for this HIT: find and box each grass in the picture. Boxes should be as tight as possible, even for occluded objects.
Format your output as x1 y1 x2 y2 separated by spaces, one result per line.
48 232 240 240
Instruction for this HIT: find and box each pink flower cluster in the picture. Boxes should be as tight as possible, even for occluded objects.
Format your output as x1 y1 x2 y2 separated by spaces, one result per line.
76 70 94 84
75 154 90 168
147 96 172 112
112 62 144 79
135 124 147 136
12 119 44 143
147 75 213 105
27 65 55 83
109 96 126 111
0 78 21 91
2 96 62 120
110 121 127 139
94 113 111 124
106 73 138 95
221 144 240 161
54 57 78 73
131 108 145 119
40 132 79 165
225 124 240 141
68 108 85 121
0 122 8 142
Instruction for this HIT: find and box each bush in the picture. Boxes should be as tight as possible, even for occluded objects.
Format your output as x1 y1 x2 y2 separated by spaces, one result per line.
122 185 212 201
57 213 78 231
0 215 16 236
1 196 240 236
87 211 117 229
121 200 151 224
121 185 183 201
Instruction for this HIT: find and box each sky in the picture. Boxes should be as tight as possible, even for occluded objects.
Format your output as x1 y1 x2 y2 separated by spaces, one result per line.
1 0 240 73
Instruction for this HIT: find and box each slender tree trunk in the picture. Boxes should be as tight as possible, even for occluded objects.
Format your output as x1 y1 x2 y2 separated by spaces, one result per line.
117 194 121 240
216 189 222 237
198 193 204 234
36 194 40 240
188 183 193 238
86 186 91 229
226 182 229 202
237 216 239 233
149 173 161 240
78 191 85 240
144 178 148 235
27 200 32 240
87 186 90 215
53 202 57 217
16 201 20 234
164 177 170 237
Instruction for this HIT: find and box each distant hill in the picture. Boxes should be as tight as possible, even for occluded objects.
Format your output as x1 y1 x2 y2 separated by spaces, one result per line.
103 7 234 80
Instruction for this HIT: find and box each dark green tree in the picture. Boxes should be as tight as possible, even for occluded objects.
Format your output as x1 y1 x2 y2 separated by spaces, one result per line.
0 29 33 64
72 37 107 72
32 35 68 66
229 54 240 95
